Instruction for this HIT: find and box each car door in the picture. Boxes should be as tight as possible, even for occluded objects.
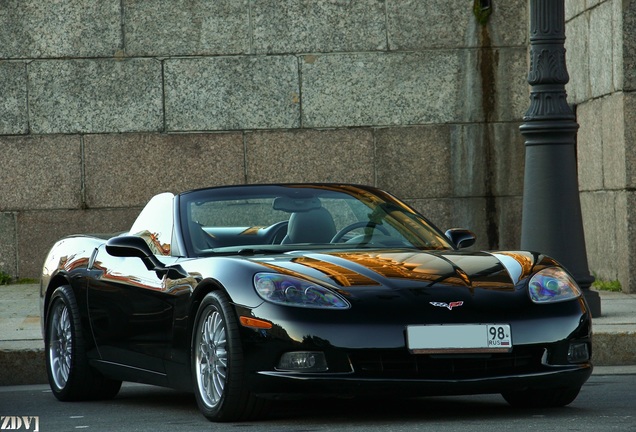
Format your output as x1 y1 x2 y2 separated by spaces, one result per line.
86 193 181 374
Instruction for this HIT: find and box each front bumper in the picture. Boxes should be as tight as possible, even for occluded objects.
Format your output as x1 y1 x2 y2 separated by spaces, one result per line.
250 362 593 399
240 294 593 399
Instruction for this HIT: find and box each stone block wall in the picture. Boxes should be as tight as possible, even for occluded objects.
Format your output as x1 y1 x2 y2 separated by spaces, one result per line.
566 0 636 292
0 0 529 278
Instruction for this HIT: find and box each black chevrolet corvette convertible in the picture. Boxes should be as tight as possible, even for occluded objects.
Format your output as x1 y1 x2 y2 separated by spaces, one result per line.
40 184 592 421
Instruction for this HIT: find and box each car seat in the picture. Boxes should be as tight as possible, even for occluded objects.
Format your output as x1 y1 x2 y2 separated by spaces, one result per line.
281 207 337 244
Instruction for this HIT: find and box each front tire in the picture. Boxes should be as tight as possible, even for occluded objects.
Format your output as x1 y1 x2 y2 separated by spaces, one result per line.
502 386 581 408
192 290 268 422
45 285 121 401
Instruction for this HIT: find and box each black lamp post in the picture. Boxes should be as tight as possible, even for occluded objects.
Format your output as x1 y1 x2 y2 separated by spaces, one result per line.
520 0 601 316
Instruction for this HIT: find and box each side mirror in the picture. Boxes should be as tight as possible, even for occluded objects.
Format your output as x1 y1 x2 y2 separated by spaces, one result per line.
445 228 476 249
106 236 188 279
106 235 154 259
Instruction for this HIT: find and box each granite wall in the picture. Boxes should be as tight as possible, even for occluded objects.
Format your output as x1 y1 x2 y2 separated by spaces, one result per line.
1 1 529 278
566 0 636 292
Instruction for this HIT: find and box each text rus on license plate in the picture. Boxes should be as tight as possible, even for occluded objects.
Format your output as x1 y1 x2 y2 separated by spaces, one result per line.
406 324 512 354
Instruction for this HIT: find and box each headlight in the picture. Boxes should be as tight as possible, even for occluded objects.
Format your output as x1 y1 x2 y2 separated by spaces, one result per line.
528 267 582 304
254 273 350 309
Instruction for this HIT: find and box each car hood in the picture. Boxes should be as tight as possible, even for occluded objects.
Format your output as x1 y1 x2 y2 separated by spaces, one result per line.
252 248 544 292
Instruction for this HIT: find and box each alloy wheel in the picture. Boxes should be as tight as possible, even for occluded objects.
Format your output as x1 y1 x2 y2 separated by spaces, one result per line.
48 299 72 390
195 307 228 408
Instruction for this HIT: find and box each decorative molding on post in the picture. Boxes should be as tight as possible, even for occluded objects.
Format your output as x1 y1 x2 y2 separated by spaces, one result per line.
525 1 572 122
527 49 569 85
520 0 601 316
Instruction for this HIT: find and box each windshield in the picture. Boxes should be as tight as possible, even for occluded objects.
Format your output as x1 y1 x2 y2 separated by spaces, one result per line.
178 184 453 256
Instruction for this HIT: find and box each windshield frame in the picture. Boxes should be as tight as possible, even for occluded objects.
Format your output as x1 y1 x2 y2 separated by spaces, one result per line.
177 184 454 257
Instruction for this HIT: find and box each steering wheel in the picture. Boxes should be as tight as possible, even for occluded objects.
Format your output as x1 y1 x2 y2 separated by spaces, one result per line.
266 220 289 244
331 221 390 243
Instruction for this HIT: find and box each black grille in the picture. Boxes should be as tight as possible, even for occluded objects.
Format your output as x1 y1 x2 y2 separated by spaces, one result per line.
349 348 544 379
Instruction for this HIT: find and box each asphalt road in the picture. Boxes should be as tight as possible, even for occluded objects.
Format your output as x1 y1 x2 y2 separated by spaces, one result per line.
1 373 635 431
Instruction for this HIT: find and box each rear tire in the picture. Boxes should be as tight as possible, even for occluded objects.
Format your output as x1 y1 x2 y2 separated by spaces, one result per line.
192 290 269 421
502 386 581 408
45 285 122 401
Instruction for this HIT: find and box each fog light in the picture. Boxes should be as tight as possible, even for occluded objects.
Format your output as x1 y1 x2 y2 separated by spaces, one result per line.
276 351 328 372
568 342 590 363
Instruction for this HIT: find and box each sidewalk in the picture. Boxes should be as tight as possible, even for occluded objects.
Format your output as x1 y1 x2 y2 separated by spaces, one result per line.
1 284 635 386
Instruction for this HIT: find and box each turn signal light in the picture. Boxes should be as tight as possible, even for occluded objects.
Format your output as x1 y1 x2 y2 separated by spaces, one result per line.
239 316 273 329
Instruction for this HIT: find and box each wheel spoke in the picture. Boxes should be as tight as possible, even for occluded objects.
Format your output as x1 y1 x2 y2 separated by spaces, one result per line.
217 351 228 368
212 368 224 400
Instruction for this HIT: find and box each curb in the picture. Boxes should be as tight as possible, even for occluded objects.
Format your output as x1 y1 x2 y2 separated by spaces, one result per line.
592 332 636 366
0 348 47 386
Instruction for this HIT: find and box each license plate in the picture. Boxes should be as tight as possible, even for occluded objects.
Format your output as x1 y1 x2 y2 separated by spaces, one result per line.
406 324 512 354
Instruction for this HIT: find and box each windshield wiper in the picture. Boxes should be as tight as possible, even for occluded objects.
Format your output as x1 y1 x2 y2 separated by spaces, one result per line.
235 248 278 255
